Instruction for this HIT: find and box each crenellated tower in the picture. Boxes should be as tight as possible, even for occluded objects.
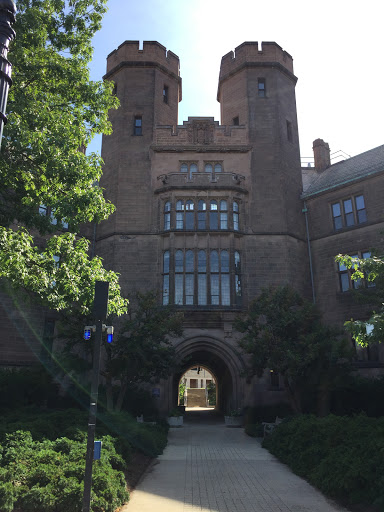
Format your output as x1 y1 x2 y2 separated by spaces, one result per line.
217 42 308 298
97 42 182 288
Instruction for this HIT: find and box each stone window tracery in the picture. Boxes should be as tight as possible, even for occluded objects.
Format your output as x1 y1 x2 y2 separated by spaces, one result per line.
163 199 239 232
162 249 241 306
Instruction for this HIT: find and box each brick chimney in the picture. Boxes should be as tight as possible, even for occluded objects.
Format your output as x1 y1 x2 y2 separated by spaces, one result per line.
313 139 331 172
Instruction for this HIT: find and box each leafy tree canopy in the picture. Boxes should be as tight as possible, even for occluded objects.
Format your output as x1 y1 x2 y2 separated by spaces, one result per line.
336 253 384 346
104 292 184 411
56 292 184 412
235 286 352 414
0 0 127 315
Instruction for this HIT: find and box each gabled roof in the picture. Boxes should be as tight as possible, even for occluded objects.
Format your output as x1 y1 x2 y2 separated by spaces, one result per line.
302 144 384 198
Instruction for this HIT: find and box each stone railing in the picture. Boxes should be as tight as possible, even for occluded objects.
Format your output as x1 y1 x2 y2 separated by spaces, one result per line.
155 172 246 191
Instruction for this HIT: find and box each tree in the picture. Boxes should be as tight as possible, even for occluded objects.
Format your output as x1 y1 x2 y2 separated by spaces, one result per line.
104 292 184 412
56 292 184 412
0 0 127 315
335 253 384 346
235 286 352 415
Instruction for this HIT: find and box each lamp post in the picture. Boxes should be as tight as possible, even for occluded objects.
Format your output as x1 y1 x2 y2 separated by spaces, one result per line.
82 281 111 512
0 0 16 149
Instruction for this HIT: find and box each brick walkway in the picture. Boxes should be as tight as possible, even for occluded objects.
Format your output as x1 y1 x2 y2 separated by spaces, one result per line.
121 410 349 512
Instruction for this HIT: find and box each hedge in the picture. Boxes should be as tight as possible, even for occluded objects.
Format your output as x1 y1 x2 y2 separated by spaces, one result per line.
263 414 384 509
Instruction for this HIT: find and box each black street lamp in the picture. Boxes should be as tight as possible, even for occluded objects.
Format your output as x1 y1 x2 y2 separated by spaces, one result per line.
0 0 16 149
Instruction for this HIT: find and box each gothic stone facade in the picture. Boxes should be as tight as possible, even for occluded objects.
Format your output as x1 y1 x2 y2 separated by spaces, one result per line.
1 41 383 414
96 41 384 413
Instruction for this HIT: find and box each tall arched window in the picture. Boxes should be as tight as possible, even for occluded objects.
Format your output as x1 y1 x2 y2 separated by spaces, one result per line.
185 250 194 305
176 200 184 230
175 250 184 304
214 163 222 173
235 251 242 305
180 163 188 173
210 201 218 230
210 250 220 305
198 250 207 305
164 201 171 231
163 249 241 306
221 250 230 305
197 200 206 230
220 200 228 229
185 200 194 230
163 251 170 305
233 201 239 231
205 163 212 173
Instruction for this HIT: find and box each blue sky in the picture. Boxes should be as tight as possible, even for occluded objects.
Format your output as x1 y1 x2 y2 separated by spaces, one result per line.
88 0 384 161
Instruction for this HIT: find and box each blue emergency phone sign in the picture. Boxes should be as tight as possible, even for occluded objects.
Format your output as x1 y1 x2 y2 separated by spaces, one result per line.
94 441 102 460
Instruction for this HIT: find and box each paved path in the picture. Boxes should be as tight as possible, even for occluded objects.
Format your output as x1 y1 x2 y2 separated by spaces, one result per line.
121 410 349 512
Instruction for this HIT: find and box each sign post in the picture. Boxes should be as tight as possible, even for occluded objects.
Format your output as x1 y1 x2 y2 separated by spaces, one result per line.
82 281 109 512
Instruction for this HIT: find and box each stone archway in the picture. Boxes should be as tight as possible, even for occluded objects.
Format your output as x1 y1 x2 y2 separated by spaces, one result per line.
165 335 247 415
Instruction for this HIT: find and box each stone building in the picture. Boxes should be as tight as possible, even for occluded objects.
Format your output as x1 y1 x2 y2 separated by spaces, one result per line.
96 40 384 414
1 41 383 414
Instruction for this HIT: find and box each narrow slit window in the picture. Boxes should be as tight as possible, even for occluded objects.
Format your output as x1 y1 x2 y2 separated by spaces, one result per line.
176 200 184 230
134 116 142 135
198 200 206 230
210 201 218 230
163 251 170 305
233 202 239 231
163 85 169 104
185 200 194 230
286 120 293 142
258 78 266 97
164 201 171 231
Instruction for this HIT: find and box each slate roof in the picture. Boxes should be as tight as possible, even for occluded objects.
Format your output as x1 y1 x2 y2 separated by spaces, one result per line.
302 144 384 198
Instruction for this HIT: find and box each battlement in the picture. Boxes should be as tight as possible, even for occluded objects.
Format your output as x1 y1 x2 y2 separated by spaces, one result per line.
219 41 294 80
106 40 180 76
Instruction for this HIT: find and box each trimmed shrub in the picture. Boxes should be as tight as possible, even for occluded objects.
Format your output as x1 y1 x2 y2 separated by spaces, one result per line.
263 414 384 508
244 423 263 437
0 430 129 512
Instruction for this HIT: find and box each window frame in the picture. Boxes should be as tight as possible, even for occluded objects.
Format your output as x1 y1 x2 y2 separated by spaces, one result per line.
258 78 266 97
133 115 142 136
331 194 367 231
163 85 169 104
162 249 241 307
337 251 375 293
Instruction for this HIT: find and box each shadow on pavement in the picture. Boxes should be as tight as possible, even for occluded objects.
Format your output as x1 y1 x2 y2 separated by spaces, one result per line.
183 407 224 425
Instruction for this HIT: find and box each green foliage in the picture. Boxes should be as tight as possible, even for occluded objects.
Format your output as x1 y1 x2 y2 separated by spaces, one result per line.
104 291 184 411
244 423 264 437
263 414 384 508
235 286 353 414
0 407 169 511
207 381 216 406
244 403 293 424
0 430 129 512
0 367 59 412
336 253 384 345
0 0 127 316
179 380 186 405
331 374 384 417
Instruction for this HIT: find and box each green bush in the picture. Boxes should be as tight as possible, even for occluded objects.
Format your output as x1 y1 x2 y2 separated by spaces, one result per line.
263 414 384 508
0 367 59 412
0 430 129 512
244 423 263 437
331 375 384 417
244 403 293 425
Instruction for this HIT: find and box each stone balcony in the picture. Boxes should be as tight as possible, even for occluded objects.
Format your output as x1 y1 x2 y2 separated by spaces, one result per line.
155 172 247 194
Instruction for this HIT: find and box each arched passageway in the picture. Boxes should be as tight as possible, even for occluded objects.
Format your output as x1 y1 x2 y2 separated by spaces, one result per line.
167 335 247 415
